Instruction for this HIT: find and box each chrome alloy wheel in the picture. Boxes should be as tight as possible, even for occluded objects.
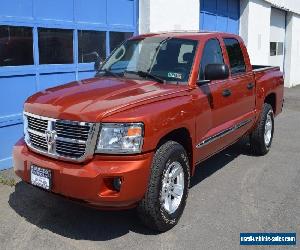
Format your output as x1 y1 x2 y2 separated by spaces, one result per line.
264 111 273 146
160 161 185 214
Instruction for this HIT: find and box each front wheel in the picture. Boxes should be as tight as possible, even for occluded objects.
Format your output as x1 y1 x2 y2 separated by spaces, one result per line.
250 103 275 155
137 141 190 232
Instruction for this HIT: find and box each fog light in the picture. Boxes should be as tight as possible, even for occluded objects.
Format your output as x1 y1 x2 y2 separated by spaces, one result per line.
113 177 122 192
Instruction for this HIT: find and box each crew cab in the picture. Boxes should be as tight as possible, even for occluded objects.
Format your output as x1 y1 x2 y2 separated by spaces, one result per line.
13 32 284 232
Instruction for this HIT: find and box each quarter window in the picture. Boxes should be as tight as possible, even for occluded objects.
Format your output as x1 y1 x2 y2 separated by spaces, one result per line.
0 25 33 66
78 30 106 63
223 38 246 75
38 28 73 64
199 39 224 80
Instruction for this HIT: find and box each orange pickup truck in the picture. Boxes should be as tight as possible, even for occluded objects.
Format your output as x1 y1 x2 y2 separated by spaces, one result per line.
13 32 284 232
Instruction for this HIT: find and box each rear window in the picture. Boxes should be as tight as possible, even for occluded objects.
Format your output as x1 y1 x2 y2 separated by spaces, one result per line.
223 38 246 75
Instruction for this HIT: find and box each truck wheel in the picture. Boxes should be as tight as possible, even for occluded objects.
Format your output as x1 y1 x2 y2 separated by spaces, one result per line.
137 141 190 232
250 103 274 155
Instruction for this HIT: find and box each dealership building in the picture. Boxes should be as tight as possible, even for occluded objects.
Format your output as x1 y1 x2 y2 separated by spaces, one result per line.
0 0 299 169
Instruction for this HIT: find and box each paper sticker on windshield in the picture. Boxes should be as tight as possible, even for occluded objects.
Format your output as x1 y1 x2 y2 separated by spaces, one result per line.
168 72 182 80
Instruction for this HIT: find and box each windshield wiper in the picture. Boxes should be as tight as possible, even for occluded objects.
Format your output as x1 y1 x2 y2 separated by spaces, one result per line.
97 69 120 78
125 70 165 84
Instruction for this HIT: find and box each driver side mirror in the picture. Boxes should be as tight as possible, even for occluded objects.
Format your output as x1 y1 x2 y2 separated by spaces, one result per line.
204 63 229 81
86 52 103 71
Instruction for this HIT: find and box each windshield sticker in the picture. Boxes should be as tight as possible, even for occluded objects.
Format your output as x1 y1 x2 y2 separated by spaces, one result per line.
168 72 182 80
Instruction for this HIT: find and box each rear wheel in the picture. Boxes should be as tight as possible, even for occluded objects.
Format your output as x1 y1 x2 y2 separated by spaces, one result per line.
137 141 190 232
250 103 274 155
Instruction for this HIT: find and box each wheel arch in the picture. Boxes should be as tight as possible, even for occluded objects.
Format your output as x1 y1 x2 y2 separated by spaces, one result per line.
264 92 276 114
156 127 194 175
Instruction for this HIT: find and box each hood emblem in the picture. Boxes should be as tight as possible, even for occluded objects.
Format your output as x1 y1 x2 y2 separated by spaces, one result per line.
45 130 57 149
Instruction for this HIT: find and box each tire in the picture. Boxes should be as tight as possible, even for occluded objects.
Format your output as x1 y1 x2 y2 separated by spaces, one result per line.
250 103 274 156
137 141 190 232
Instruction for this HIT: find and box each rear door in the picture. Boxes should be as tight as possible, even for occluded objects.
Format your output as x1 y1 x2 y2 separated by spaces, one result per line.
222 37 256 125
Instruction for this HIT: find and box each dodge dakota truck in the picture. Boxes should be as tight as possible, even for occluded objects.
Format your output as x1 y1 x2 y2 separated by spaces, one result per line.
13 32 284 232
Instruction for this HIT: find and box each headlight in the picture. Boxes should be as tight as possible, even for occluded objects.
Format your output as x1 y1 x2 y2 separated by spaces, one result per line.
96 123 144 154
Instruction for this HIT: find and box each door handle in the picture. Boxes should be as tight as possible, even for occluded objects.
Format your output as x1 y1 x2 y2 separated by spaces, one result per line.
247 83 255 90
222 89 232 97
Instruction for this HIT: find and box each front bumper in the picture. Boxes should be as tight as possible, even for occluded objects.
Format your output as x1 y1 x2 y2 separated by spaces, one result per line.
13 138 153 209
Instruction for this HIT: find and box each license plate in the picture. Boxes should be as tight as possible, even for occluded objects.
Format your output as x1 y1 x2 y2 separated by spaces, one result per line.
30 165 51 190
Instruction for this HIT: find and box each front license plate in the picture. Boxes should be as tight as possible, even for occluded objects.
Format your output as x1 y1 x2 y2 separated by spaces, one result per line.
30 165 51 190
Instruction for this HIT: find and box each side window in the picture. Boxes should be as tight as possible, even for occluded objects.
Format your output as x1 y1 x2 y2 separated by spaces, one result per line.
223 38 246 75
199 39 224 80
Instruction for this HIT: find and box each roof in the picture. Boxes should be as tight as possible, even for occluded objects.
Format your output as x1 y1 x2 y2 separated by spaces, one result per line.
130 31 240 41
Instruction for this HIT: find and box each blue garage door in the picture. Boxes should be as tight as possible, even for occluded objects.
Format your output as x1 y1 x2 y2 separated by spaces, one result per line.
0 0 138 170
200 0 240 34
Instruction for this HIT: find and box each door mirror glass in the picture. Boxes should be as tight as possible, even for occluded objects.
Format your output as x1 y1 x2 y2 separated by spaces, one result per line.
204 63 229 81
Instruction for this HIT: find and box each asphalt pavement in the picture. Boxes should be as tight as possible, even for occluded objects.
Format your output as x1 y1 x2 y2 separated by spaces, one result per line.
0 86 299 250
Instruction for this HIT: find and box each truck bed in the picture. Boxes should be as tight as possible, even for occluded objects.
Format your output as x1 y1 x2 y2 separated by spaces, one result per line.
252 65 280 72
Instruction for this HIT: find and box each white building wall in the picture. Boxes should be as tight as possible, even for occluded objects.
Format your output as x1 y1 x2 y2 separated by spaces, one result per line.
265 0 300 15
240 0 271 65
285 13 300 87
139 0 199 34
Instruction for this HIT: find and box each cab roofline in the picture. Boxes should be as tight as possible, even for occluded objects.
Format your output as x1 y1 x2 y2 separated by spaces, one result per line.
129 31 240 40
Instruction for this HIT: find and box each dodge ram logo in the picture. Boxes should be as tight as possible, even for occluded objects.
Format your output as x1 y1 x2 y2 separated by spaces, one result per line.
45 130 57 147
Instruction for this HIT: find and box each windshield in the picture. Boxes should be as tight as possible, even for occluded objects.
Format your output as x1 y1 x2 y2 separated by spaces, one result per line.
99 37 198 83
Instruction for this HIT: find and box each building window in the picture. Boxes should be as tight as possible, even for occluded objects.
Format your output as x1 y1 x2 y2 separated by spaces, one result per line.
38 28 73 64
109 32 133 52
78 30 106 63
224 38 246 75
270 42 284 56
270 42 277 56
0 25 33 66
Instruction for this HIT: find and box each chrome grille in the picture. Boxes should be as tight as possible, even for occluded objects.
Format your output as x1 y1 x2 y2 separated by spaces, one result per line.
27 116 48 133
24 112 100 162
56 140 86 158
28 131 48 151
55 121 90 141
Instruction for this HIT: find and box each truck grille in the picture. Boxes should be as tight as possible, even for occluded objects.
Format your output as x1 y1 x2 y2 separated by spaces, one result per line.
23 112 100 162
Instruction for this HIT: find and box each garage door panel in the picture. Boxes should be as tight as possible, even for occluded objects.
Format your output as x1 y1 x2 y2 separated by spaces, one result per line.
217 15 228 32
228 0 240 17
0 0 33 19
74 0 107 24
202 13 217 31
201 0 240 34
0 75 36 118
34 0 74 22
107 0 135 27
227 18 239 34
78 71 95 80
39 72 76 91
217 0 228 16
202 0 217 13
0 124 23 170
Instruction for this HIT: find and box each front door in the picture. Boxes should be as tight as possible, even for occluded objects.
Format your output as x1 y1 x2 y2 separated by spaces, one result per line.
195 37 236 162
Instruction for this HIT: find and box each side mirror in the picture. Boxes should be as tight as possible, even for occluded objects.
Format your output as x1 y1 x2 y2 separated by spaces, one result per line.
87 52 102 71
204 64 229 81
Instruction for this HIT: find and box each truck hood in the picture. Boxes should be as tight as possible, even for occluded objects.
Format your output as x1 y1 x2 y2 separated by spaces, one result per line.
25 77 188 122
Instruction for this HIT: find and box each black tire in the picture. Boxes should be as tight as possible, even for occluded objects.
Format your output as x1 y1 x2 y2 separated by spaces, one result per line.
137 141 190 232
250 103 274 156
